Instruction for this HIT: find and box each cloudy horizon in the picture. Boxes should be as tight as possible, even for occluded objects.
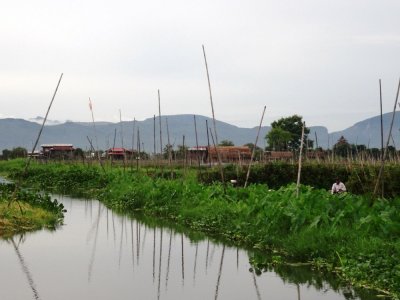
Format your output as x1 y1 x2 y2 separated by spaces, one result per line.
1 0 400 132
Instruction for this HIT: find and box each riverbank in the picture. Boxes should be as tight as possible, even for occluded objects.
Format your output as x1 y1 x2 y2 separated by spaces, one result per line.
0 179 65 238
1 160 399 298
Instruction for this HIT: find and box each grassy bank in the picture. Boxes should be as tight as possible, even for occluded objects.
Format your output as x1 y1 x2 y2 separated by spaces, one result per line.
0 179 65 238
1 160 399 298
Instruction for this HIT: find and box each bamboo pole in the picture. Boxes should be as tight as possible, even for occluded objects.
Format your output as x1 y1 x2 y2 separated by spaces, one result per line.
244 106 266 188
166 117 173 178
296 122 306 198
379 79 384 197
194 115 201 173
111 128 117 168
136 128 140 172
206 120 211 167
182 135 186 178
374 79 400 197
25 73 63 173
202 45 224 184
153 115 156 158
88 98 105 173
130 118 136 171
119 109 126 171
158 90 163 156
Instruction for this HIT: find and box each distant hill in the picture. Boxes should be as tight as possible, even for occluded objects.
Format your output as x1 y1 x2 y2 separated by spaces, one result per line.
0 113 399 152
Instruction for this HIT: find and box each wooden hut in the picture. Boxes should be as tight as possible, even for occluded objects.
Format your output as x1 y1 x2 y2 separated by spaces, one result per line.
41 144 74 159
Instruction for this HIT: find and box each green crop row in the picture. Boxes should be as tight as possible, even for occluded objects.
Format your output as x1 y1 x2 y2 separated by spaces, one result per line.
199 162 400 198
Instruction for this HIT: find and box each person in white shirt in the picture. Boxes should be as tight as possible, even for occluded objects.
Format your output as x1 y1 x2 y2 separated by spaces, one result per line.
331 178 346 194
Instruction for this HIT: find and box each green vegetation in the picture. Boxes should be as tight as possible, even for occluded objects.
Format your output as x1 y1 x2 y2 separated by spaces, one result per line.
266 115 310 150
0 182 65 237
200 162 400 198
0 159 399 298
1 147 28 160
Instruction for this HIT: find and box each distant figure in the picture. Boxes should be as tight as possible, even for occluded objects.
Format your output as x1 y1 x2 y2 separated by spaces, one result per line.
331 178 346 194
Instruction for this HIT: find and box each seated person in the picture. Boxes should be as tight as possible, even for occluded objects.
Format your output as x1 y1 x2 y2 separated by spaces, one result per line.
331 178 346 194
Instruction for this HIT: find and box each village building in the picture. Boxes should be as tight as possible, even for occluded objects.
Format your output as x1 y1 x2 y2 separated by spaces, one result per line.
106 148 135 160
187 146 208 163
187 146 252 164
264 151 294 161
41 144 74 159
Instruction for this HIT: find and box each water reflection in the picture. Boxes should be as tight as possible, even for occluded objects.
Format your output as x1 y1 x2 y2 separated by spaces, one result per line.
0 196 381 300
10 236 41 300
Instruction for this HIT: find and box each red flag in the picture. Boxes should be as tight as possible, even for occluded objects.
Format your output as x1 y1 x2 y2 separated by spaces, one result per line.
89 98 93 111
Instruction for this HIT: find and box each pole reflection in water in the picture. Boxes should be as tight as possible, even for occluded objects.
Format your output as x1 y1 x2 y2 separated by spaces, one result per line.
0 196 379 300
205 239 210 275
214 245 225 300
130 220 134 273
11 236 41 300
193 243 198 285
88 203 103 282
181 233 185 286
157 228 163 300
118 217 123 268
112 210 116 245
165 230 172 290
252 268 262 300
153 227 156 282
136 221 140 265
106 208 109 239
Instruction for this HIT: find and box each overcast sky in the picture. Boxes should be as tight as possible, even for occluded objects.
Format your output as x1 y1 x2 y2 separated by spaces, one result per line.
1 0 399 132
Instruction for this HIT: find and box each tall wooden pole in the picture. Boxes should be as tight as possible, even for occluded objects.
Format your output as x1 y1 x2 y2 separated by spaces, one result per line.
119 109 126 171
158 90 163 155
379 79 384 158
137 128 141 172
194 115 201 172
130 118 136 171
374 79 400 197
25 73 63 173
182 135 186 178
206 120 211 167
379 79 384 197
88 97 105 172
111 128 117 167
296 122 306 198
166 118 173 175
244 106 266 188
153 115 156 158
202 45 224 184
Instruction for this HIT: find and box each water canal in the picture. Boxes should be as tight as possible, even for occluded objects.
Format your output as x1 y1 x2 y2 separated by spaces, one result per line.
0 195 379 300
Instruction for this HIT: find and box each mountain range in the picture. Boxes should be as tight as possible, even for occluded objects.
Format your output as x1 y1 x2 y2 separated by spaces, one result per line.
0 113 399 152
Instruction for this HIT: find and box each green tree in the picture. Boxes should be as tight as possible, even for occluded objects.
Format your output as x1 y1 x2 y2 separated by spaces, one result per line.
266 127 292 150
73 148 84 159
219 140 234 146
163 144 174 159
244 143 263 160
10 147 27 158
333 136 353 157
244 143 261 152
266 115 310 151
1 149 11 160
175 145 188 159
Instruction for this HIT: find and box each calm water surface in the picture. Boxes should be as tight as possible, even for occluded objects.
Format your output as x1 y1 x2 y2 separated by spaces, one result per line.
0 196 379 300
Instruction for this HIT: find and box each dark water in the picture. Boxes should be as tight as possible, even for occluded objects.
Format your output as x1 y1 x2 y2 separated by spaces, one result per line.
0 196 380 300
